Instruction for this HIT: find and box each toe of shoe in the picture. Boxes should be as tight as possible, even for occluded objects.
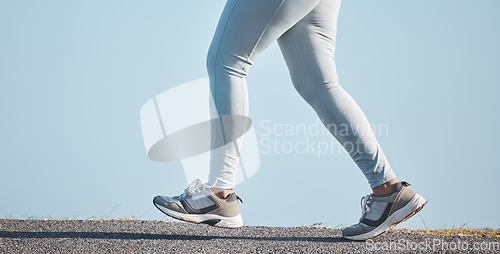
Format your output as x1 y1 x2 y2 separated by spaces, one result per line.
342 224 374 238
153 196 187 214
341 225 357 237
153 195 167 206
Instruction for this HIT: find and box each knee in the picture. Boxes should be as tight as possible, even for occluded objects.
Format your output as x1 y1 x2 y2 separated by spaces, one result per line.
292 80 317 105
206 46 250 79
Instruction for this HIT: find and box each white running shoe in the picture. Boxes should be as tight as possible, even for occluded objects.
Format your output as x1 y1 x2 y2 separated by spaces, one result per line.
153 179 243 228
342 181 427 240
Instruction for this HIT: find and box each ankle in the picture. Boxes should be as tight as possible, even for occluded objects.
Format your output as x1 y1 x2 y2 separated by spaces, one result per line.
211 187 233 199
372 179 398 196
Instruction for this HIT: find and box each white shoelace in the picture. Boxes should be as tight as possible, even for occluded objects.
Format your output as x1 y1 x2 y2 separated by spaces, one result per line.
359 194 374 222
177 179 213 199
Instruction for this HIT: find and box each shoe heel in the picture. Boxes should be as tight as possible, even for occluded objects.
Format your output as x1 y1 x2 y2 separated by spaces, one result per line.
214 214 243 228
409 194 427 212
394 194 427 225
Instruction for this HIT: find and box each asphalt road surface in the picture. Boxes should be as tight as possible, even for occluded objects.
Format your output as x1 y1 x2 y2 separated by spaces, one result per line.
0 219 498 253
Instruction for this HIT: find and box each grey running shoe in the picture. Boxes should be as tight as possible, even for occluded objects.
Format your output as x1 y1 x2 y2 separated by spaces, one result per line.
342 181 427 240
153 179 243 228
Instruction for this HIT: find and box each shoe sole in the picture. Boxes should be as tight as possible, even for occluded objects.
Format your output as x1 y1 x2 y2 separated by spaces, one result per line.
154 201 243 228
343 194 427 241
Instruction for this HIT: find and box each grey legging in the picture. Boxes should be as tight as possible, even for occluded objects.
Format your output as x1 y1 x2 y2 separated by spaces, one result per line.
207 0 396 189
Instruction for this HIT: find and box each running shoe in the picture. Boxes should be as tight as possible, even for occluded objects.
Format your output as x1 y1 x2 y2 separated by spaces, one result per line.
153 179 243 228
342 181 427 240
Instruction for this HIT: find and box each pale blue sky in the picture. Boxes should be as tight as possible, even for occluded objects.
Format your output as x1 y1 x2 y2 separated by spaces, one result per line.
1 0 499 229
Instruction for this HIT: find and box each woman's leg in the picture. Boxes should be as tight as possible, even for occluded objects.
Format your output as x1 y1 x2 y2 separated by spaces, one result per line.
277 0 396 189
277 0 427 241
206 0 323 190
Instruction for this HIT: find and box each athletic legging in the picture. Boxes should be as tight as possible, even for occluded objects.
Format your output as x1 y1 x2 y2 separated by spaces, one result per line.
207 0 396 189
